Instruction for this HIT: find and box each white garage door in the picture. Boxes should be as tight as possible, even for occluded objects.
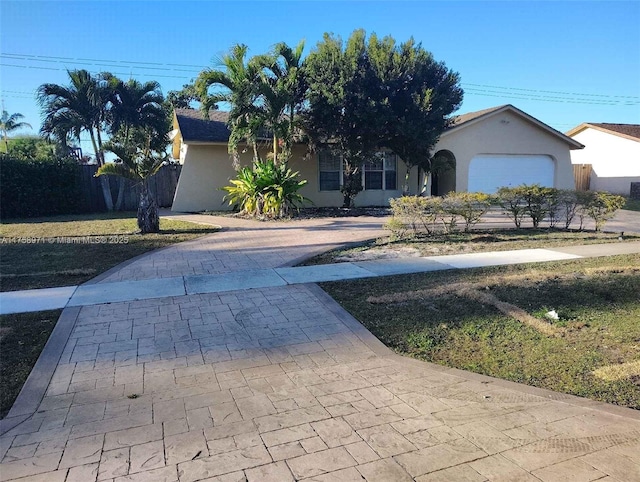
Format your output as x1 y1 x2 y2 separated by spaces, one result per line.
468 155 554 194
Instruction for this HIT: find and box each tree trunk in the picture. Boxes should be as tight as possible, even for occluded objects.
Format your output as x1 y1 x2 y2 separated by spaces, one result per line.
273 134 278 165
89 129 114 211
137 181 159 233
403 168 411 196
342 193 352 208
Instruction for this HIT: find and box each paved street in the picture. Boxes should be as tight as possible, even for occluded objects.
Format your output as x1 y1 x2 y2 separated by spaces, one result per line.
1 212 639 481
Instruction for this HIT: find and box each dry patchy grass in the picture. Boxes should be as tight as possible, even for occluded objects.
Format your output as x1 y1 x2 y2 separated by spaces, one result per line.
321 255 640 409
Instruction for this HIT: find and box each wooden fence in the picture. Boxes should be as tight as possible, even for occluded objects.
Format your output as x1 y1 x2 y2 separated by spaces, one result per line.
573 164 592 191
78 164 182 212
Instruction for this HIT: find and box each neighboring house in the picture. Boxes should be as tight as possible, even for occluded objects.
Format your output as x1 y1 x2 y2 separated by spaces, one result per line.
566 123 640 195
171 104 583 212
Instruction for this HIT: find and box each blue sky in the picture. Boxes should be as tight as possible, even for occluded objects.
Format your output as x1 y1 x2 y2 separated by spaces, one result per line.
1 1 639 155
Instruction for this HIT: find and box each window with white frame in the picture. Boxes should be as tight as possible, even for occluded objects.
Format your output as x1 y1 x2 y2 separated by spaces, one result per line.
318 150 398 191
364 152 397 190
318 150 341 191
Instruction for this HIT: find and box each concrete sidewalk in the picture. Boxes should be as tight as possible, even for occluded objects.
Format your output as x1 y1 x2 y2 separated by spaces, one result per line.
3 242 639 315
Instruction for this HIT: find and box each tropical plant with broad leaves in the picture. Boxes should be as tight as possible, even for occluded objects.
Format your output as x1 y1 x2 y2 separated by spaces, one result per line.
0 111 32 153
222 159 308 218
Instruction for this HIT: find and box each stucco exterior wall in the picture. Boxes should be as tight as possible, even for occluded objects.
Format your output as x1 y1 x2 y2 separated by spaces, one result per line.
172 144 252 212
172 143 410 212
569 128 640 195
434 110 575 192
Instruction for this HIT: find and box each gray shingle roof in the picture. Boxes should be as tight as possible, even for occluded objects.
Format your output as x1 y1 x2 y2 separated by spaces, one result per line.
175 108 231 143
449 105 508 127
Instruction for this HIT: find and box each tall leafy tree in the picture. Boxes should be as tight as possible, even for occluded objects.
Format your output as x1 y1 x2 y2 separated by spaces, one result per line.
107 77 166 143
195 42 306 167
37 69 115 210
2 136 57 161
367 34 463 193
0 111 32 154
303 30 383 207
303 30 463 204
166 81 200 109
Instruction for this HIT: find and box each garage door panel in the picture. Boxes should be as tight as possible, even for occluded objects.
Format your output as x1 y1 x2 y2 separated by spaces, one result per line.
468 155 554 193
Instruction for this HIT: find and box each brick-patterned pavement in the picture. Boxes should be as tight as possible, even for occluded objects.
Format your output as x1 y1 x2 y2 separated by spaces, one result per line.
94 213 388 283
1 214 639 482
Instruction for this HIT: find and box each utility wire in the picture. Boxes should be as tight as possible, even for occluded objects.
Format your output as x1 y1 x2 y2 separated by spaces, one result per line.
2 53 639 109
2 51 638 102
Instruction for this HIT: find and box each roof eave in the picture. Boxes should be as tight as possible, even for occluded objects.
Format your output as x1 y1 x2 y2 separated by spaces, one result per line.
566 123 640 143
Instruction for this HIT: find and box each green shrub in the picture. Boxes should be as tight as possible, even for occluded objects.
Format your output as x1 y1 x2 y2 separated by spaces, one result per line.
388 196 442 238
222 159 309 218
441 192 492 232
556 189 580 230
520 185 557 228
496 186 527 228
383 217 408 240
0 155 82 218
496 185 560 228
579 191 625 232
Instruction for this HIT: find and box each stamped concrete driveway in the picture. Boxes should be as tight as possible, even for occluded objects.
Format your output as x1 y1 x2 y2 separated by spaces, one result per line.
1 214 639 482
94 213 387 283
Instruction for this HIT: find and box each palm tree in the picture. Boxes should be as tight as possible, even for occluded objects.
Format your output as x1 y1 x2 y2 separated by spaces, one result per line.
258 40 306 163
195 44 263 165
96 130 166 233
37 69 114 210
0 111 32 154
108 77 166 142
106 76 168 209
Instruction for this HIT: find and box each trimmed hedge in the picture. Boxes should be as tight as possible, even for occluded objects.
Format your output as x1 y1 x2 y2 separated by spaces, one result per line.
386 185 626 238
0 155 82 219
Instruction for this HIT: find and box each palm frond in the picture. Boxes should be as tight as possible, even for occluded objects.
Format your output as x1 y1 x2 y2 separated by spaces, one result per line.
95 162 139 181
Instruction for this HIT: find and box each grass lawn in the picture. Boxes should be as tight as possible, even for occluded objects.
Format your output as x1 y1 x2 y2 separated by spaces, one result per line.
0 212 219 292
0 310 62 418
303 228 640 266
321 254 640 409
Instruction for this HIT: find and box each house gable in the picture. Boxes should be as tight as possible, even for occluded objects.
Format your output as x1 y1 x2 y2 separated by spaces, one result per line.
566 123 640 143
444 104 584 150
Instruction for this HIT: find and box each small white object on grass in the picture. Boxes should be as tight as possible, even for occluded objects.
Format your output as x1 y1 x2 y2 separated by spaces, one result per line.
545 309 559 321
